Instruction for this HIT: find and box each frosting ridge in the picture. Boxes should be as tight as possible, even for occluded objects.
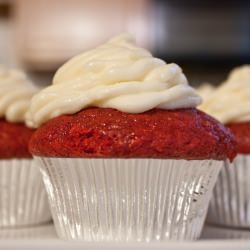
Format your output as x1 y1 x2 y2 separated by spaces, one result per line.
0 66 38 123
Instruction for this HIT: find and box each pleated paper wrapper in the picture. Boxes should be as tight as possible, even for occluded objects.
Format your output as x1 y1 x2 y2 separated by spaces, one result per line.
0 159 51 228
38 157 222 241
207 155 250 228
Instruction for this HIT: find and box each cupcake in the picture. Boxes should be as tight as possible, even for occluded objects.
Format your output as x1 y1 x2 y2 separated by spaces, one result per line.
26 34 236 241
199 65 250 228
0 66 51 227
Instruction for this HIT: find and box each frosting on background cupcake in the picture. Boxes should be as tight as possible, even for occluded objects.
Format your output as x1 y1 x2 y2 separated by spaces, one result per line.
26 34 201 128
199 65 250 124
0 66 38 123
196 83 215 100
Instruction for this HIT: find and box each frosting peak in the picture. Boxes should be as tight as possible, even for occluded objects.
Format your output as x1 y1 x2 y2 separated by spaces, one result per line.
0 65 38 123
199 65 250 124
26 34 201 128
227 65 250 83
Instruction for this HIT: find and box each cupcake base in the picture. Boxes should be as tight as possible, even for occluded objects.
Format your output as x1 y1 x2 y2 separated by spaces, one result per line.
207 155 250 228
38 158 222 241
0 159 51 228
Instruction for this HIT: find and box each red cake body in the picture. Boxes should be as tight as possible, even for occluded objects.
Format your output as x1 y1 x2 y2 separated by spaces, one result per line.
227 122 250 154
29 108 236 161
0 119 34 159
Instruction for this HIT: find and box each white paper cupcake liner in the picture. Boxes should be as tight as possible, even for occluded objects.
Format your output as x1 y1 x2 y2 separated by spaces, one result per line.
207 154 250 228
37 157 222 241
0 159 51 228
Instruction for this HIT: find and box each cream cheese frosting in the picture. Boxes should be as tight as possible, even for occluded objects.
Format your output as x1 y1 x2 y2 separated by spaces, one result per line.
0 66 38 123
196 83 215 100
199 65 250 124
26 34 202 128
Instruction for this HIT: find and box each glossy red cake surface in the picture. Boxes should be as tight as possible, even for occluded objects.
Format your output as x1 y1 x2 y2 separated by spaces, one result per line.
30 108 236 160
227 122 250 154
0 119 34 159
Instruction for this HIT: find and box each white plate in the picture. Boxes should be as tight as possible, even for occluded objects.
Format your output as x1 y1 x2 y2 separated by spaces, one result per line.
0 240 249 250
0 223 250 249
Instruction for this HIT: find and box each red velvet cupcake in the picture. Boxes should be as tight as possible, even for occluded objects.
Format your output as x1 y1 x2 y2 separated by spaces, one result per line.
29 107 235 160
199 65 250 228
0 66 51 227
27 35 236 241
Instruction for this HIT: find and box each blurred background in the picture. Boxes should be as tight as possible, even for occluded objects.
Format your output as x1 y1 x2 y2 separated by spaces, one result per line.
0 0 250 87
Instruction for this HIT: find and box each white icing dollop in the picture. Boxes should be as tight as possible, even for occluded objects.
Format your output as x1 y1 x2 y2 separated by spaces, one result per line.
199 65 250 124
0 66 38 123
26 34 201 128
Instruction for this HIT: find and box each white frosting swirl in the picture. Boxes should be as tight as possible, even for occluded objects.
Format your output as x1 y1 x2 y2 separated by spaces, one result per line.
0 65 38 123
26 34 201 128
199 65 250 124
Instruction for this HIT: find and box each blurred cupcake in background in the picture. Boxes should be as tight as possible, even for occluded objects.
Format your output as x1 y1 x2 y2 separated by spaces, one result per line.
199 65 250 228
27 34 236 241
196 83 215 100
0 66 51 228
